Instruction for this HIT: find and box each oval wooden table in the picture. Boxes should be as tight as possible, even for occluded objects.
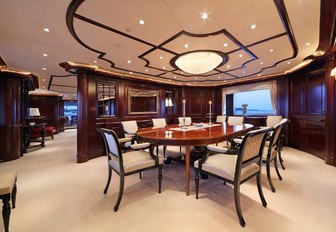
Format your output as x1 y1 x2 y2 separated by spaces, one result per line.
137 122 254 195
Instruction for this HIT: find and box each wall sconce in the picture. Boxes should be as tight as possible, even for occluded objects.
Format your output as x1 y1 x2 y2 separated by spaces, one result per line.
165 98 173 107
330 67 336 77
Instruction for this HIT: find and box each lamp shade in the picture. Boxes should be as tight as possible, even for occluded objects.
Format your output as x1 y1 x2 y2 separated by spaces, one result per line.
165 98 173 107
28 108 40 117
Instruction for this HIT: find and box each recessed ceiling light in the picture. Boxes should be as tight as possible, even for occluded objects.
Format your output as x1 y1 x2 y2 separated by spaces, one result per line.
269 49 274 52
129 72 133 74
42 78 45 81
250 24 256 29
258 74 261 76
218 76 221 79
201 11 208 20
138 19 145 25
42 68 47 70
287 61 291 64
160 56 163 59
305 42 311 46
93 60 97 63
163 67 166 69
227 65 231 68
127 60 131 63
43 28 50 32
260 62 263 65
224 80 227 82
184 44 189 48
224 43 228 47
145 69 148 72
239 54 243 57
42 86 45 88
242 71 246 74
195 77 198 80
169 79 171 82
174 76 176 78
43 53 48 57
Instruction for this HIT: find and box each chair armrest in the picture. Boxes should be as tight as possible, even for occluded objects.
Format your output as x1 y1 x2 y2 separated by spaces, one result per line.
118 137 132 144
129 142 151 150
207 145 229 153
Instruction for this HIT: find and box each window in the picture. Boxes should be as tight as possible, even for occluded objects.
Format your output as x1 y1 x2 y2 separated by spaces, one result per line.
234 89 275 115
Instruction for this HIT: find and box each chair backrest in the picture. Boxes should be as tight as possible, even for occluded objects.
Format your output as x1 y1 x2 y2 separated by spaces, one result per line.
178 117 192 126
227 116 244 125
97 128 121 160
235 128 271 179
121 120 138 137
152 118 167 128
266 116 283 127
267 124 284 156
216 115 226 123
275 118 289 127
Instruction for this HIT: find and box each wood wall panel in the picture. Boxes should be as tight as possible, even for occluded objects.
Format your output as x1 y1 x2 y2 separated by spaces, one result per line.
305 74 325 115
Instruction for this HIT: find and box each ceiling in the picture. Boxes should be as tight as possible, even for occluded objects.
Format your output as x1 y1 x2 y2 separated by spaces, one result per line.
0 0 327 99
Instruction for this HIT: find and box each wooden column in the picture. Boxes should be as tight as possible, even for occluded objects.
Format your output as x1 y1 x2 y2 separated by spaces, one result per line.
325 54 336 166
0 69 35 162
76 71 90 163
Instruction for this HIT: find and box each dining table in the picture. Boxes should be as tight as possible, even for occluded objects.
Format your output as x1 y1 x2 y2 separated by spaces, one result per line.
137 122 254 195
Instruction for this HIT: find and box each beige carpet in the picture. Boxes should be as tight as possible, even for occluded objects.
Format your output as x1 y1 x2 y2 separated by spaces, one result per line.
1 129 335 232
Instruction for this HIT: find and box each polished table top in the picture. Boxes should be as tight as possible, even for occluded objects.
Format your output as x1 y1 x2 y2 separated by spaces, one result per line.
137 122 254 195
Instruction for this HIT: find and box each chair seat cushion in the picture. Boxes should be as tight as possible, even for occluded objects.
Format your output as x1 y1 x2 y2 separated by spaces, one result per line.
0 171 17 195
194 154 259 181
45 126 56 134
110 150 163 173
207 144 229 153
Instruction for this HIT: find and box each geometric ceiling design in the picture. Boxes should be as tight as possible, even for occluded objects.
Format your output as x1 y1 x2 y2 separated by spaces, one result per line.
0 0 322 99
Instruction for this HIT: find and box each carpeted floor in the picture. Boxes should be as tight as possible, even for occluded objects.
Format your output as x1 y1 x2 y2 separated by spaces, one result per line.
1 129 335 232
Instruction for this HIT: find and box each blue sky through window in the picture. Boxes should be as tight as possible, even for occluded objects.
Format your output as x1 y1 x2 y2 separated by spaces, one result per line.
234 89 275 115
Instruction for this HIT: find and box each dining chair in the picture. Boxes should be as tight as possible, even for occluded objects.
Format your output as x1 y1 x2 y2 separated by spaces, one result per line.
216 115 226 123
178 117 192 126
227 116 244 125
273 118 289 170
97 128 163 212
0 171 17 232
194 127 271 227
266 115 283 127
151 118 168 160
120 120 149 148
262 123 284 192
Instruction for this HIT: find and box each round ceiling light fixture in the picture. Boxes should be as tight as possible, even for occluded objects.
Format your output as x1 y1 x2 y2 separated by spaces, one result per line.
173 51 226 75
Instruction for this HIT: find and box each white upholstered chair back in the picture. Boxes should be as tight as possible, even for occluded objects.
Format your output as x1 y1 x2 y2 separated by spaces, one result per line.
178 117 192 126
152 118 167 128
266 116 283 127
216 115 226 123
227 116 244 125
121 120 138 137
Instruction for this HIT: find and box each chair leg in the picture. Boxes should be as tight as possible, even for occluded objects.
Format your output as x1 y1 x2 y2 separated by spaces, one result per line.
139 172 142 179
233 184 245 227
11 183 17 209
257 174 267 207
158 165 163 193
114 174 125 212
266 159 276 192
195 169 200 199
278 149 286 170
103 167 112 194
2 194 11 232
274 157 282 181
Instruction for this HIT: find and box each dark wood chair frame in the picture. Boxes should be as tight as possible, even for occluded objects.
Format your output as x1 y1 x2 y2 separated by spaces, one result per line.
194 128 271 227
97 128 163 212
0 177 17 232
263 124 285 192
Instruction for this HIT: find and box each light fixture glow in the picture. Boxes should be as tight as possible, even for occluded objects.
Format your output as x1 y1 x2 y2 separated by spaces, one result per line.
201 11 208 20
42 68 47 70
250 24 256 29
305 42 311 46
139 19 145 25
175 51 223 74
184 44 189 48
43 28 50 32
224 43 228 47
269 49 274 52
43 53 48 57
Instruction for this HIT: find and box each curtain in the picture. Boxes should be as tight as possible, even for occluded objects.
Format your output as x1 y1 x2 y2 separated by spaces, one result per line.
269 80 277 113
